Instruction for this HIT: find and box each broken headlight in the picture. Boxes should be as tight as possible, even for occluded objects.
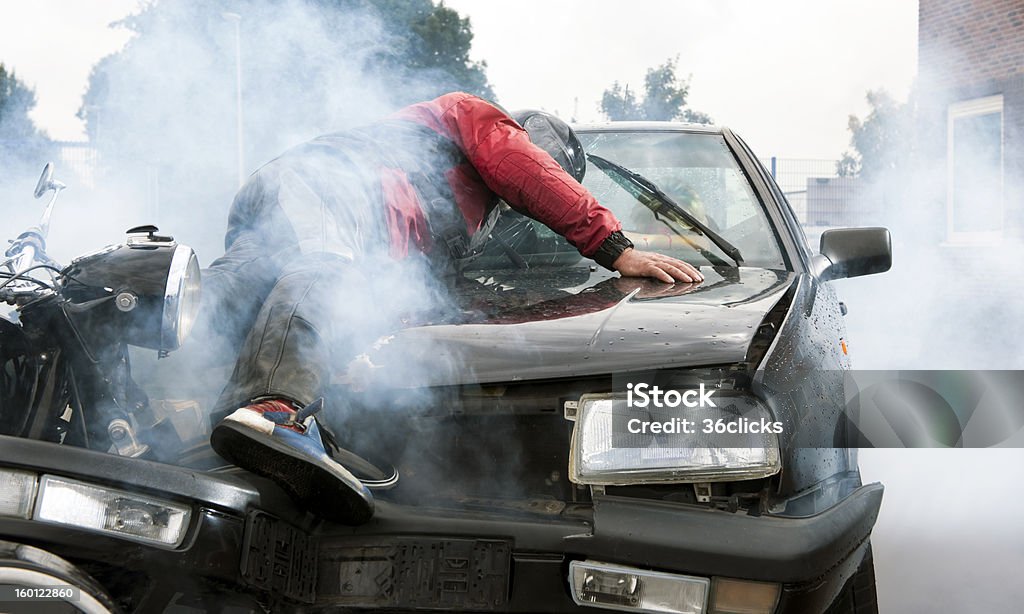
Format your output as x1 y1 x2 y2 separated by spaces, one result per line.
567 391 782 485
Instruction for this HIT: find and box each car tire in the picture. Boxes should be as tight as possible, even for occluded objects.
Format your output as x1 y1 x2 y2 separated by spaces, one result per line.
826 545 878 614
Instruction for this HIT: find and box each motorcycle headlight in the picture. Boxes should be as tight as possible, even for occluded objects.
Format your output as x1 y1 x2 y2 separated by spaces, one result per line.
162 243 201 350
568 391 781 486
62 226 201 352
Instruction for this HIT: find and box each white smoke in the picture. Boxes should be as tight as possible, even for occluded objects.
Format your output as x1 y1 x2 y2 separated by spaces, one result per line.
831 43 1024 612
0 1 494 461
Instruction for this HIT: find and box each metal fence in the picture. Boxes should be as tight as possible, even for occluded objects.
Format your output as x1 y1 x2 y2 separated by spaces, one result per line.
761 157 878 230
55 141 102 189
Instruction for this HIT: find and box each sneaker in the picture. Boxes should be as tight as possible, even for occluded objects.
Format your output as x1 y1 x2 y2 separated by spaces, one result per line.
210 398 374 524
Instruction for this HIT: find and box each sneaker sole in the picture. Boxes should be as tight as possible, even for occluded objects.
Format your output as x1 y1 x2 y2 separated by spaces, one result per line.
211 421 374 525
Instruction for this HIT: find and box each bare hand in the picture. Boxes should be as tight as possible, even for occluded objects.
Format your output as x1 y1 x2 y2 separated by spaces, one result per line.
612 248 704 284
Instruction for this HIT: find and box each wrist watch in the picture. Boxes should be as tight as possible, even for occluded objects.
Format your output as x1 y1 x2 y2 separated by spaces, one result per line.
592 230 634 271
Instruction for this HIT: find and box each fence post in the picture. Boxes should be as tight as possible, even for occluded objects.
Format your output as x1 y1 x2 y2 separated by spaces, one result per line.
770 156 777 180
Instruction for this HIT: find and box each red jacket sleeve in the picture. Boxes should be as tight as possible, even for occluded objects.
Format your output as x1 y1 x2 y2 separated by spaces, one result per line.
394 92 622 257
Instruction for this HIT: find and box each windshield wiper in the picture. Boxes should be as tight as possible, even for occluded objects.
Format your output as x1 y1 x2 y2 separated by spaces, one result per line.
587 154 744 266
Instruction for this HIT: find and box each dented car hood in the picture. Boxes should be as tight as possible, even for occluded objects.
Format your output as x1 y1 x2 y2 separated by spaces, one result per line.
347 266 795 387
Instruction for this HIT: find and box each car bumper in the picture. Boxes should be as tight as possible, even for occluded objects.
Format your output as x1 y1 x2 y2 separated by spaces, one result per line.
317 483 883 612
0 436 881 613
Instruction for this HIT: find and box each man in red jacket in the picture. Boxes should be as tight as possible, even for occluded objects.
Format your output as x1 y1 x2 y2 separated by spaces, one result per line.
205 92 702 524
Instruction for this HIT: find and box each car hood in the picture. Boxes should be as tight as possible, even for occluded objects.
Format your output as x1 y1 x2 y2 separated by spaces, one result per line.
341 266 795 388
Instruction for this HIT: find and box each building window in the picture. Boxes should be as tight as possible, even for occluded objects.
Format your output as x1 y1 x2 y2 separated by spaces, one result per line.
946 95 1004 243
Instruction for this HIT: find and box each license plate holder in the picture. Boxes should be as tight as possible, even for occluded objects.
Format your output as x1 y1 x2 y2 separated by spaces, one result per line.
318 537 511 610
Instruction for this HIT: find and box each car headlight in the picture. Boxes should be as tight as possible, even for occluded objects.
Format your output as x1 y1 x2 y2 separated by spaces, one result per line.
35 475 191 548
63 226 201 353
0 469 192 548
568 391 781 485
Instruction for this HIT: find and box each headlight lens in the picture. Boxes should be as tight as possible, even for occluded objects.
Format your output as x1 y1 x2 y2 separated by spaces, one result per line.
34 475 191 548
569 560 709 613
0 469 37 518
569 392 781 485
162 245 201 350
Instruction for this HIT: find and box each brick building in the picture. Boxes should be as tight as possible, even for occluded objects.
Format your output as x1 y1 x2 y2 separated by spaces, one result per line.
918 0 1024 243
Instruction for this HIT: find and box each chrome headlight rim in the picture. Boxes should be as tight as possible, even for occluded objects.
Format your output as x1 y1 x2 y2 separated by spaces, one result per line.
161 245 200 351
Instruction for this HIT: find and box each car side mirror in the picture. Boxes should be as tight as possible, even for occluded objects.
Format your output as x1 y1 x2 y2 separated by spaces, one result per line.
812 227 892 282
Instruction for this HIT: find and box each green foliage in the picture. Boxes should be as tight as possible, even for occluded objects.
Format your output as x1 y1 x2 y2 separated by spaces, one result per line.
600 83 642 121
73 0 495 257
600 57 710 123
0 63 40 140
315 0 493 100
79 0 493 151
837 89 913 180
405 1 493 98
0 63 50 167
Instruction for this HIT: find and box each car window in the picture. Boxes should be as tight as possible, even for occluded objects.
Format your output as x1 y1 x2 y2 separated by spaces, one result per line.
463 130 787 273
579 131 786 269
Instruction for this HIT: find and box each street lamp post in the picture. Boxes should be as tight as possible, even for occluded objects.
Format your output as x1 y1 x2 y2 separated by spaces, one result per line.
222 12 244 188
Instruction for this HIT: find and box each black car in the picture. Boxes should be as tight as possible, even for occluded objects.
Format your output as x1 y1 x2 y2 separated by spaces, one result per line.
0 123 890 613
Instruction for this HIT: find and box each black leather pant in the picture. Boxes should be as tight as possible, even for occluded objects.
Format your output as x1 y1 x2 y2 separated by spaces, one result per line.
211 253 365 412
197 141 392 414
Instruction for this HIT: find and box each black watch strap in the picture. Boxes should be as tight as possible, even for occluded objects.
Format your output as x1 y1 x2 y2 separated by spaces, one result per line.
592 230 634 271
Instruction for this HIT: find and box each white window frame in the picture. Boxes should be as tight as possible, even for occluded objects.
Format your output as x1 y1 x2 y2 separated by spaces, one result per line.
946 95 1004 244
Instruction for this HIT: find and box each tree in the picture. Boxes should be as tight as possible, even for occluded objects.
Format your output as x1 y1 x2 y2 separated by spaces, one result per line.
0 64 41 141
600 57 710 123
75 0 494 258
600 83 642 121
378 0 492 99
837 89 913 180
79 0 493 145
0 63 50 167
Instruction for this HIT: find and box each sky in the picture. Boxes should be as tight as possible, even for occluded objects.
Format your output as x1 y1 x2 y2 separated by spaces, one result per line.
0 0 137 138
0 0 918 160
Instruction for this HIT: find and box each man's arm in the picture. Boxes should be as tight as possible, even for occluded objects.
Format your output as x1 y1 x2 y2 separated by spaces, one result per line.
396 93 703 284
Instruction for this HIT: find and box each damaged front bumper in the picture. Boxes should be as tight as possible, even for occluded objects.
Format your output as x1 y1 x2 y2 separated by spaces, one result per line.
316 484 883 613
0 436 881 613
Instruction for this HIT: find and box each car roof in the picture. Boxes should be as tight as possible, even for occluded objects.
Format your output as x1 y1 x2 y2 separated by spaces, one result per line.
571 121 724 135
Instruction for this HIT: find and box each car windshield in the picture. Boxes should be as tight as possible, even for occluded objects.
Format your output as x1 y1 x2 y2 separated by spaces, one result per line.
463 130 787 274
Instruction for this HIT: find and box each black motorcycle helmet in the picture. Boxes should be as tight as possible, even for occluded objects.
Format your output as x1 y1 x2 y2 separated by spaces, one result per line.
511 110 587 183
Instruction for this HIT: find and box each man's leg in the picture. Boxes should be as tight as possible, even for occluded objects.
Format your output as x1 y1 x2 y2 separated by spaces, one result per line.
205 150 390 524
210 253 375 524
214 253 356 411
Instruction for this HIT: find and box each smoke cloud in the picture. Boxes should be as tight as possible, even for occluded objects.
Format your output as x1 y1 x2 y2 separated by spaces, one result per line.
0 0 500 483
95 0 479 442
833 39 1024 612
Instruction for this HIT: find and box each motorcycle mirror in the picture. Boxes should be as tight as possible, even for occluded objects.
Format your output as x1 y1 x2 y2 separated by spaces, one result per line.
33 163 65 199
34 163 54 199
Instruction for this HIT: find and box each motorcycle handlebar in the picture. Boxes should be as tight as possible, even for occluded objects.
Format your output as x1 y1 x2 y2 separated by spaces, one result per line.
4 163 65 278
3 229 47 276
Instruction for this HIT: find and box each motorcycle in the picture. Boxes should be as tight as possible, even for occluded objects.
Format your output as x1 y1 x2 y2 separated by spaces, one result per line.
0 163 201 455
0 165 395 614
0 164 244 613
